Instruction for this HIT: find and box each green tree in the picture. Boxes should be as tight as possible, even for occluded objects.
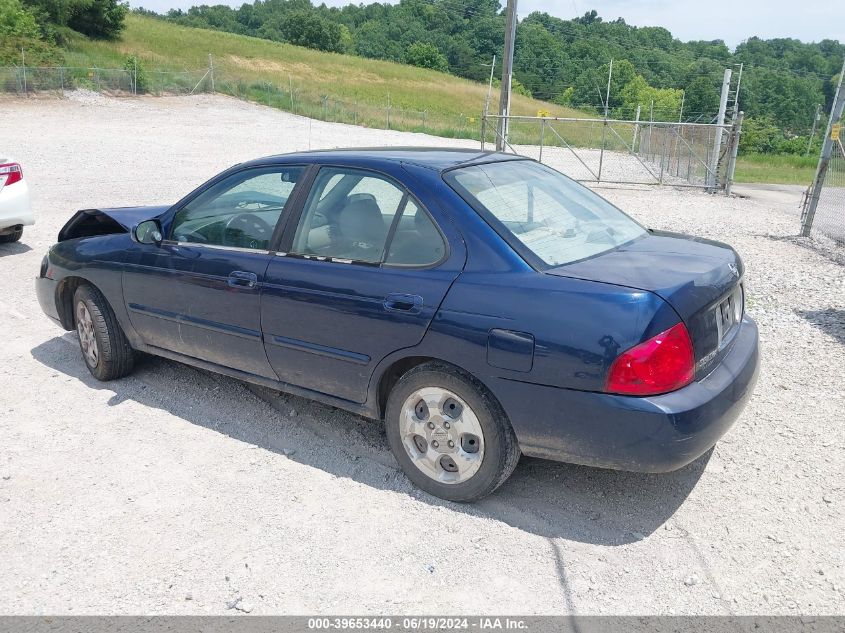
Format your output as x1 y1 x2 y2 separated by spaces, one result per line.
616 74 683 120
66 0 126 38
1 0 61 64
281 9 343 52
682 75 720 119
404 41 448 72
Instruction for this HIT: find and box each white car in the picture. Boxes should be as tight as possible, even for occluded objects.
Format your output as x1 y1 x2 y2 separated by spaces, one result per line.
0 158 34 243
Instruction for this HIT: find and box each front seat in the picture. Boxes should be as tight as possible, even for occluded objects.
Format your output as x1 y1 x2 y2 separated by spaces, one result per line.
336 194 387 262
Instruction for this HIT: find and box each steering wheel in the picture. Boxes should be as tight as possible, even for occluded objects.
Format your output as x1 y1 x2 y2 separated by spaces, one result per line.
224 213 274 249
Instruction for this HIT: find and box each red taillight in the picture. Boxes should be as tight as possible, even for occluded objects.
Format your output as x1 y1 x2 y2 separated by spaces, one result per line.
0 163 23 187
605 322 695 396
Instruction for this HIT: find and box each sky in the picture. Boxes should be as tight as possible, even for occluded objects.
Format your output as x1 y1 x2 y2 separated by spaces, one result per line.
132 0 845 49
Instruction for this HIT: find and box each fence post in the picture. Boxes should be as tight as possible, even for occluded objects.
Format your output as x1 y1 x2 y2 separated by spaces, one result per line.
724 111 744 196
648 100 654 162
288 75 294 113
21 48 27 95
708 68 732 191
631 104 641 154
539 118 545 163
59 66 64 97
208 54 215 93
802 58 845 236
422 109 427 130
387 93 391 129
133 57 138 95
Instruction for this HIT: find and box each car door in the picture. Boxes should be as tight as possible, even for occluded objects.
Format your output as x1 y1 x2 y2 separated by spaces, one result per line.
260 165 464 404
124 164 307 379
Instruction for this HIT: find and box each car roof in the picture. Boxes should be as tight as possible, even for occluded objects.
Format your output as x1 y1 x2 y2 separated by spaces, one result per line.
242 147 526 172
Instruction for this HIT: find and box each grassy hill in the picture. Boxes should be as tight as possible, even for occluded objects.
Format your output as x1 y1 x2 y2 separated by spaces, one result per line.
56 15 819 184
63 14 586 138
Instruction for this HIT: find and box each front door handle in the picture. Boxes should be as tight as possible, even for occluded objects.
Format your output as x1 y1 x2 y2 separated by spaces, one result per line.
383 293 423 314
228 271 259 289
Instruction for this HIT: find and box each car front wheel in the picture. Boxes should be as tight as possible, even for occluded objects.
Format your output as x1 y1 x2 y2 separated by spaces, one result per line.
73 284 135 381
385 363 520 502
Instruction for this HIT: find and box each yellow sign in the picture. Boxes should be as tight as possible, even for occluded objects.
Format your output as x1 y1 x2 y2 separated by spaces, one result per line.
537 108 550 118
832 123 841 141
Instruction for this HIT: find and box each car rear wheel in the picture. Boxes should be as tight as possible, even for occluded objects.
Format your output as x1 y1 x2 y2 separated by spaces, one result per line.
0 226 23 243
385 363 520 502
73 284 135 381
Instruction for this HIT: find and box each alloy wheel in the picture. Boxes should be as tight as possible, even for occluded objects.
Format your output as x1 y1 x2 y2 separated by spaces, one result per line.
76 301 99 367
399 387 485 484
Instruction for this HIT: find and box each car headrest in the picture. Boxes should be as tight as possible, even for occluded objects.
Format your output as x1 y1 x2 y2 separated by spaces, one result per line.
338 196 385 245
415 207 439 237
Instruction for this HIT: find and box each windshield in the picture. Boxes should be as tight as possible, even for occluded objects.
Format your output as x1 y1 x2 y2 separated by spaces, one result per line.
445 160 647 267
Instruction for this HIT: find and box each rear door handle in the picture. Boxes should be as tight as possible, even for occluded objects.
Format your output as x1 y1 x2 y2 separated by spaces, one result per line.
228 271 259 289
383 293 423 314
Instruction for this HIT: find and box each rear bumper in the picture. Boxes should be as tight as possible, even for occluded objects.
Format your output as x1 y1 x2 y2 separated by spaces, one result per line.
493 315 760 472
0 180 34 229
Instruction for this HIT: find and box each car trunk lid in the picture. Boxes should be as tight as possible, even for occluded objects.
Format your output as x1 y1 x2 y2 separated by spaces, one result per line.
547 230 744 372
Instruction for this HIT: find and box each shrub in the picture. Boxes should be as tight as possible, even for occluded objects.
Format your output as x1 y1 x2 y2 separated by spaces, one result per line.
404 42 448 73
123 54 148 93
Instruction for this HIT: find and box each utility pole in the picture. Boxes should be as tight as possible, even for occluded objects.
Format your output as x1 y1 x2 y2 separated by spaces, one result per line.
678 90 685 122
496 0 518 151
802 58 845 237
708 68 732 190
208 54 215 93
806 103 822 156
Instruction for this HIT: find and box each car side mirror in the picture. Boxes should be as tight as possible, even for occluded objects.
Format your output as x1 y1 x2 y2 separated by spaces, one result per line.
133 220 163 246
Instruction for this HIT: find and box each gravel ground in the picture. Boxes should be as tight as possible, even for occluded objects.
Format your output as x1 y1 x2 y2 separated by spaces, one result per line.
1 94 843 615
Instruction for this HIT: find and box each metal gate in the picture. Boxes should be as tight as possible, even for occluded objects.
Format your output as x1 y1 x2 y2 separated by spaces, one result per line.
801 60 845 245
481 113 742 191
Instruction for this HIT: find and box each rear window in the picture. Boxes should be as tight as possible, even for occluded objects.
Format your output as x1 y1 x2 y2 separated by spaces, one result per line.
445 160 646 267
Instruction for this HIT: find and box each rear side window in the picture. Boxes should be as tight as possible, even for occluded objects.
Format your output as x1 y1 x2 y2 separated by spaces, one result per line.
384 199 445 266
290 167 445 266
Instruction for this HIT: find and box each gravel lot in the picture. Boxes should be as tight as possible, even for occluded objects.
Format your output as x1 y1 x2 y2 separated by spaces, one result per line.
1 94 843 615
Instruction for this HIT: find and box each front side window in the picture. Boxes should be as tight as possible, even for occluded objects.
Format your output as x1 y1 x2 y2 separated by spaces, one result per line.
171 165 305 250
445 160 646 267
291 167 445 266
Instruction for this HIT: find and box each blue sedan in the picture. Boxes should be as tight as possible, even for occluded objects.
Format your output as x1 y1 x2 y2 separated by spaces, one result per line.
36 148 759 501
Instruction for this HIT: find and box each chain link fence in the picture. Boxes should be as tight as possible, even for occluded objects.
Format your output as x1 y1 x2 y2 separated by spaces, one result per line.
481 114 740 189
801 116 845 246
0 64 480 139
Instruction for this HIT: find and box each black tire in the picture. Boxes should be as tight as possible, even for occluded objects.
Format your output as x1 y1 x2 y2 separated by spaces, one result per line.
73 284 135 381
0 226 23 243
385 362 520 502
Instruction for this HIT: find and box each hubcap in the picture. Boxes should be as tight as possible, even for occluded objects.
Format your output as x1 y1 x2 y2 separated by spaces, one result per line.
76 301 98 367
400 387 484 484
